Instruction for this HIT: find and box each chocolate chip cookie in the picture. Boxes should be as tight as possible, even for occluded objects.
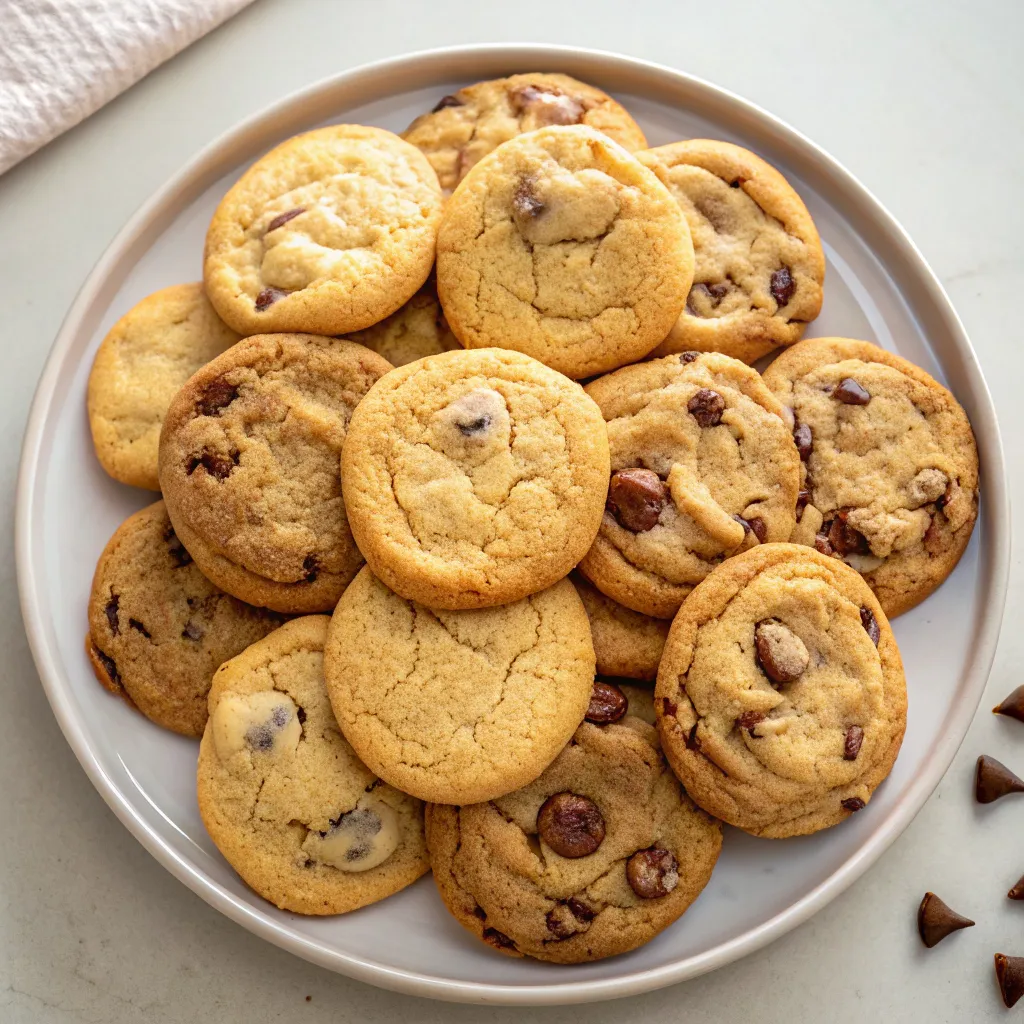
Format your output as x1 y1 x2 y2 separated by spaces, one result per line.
403 72 647 194
578 352 801 619
87 501 283 737
325 569 594 804
204 125 443 336
656 543 907 838
197 616 428 914
436 124 694 379
159 334 392 613
426 712 721 963
638 140 825 364
87 283 241 490
762 337 979 616
341 347 609 609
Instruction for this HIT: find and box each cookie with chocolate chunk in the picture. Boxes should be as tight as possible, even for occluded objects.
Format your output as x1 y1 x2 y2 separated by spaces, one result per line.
762 337 979 616
197 616 428 914
403 72 646 194
655 543 907 838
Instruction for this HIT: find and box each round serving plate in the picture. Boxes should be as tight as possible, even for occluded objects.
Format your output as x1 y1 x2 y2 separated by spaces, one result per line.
15 44 1009 1005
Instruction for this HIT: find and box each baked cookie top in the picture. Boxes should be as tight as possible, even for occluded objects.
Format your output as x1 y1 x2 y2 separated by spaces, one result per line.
402 72 647 193
762 337 979 617
197 616 428 915
578 352 801 619
159 334 392 613
639 140 825 364
87 501 283 737
341 347 610 609
655 543 907 838
87 283 240 491
324 570 594 804
436 125 694 379
203 125 443 336
426 713 721 963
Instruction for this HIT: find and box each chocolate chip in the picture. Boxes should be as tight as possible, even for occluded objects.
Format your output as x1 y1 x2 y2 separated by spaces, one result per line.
457 415 491 436
770 266 796 307
545 897 596 939
186 449 239 480
128 618 151 639
976 755 1024 804
832 377 871 405
255 287 288 312
626 848 679 899
181 620 203 641
688 388 725 427
995 954 1024 1008
566 897 595 923
917 892 975 948
729 178 744 189
266 207 305 233
472 905 487 921
509 85 585 125
736 710 766 735
512 176 544 221
993 685 1024 724
302 554 320 583
297 707 307 726
483 927 517 951
1009 875 1024 901
195 377 239 417
95 648 120 685
166 530 192 567
607 468 668 532
746 516 767 543
660 695 678 718
680 351 700 363
755 619 809 684
813 532 834 556
685 721 701 751
844 725 864 760
586 681 628 725
793 422 813 460
796 489 811 518
841 797 866 812
432 94 464 112
826 509 870 556
537 792 605 858
105 594 120 635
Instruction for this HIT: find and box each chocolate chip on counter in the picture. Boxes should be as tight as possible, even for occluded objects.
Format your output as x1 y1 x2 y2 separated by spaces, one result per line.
736 710 766 735
105 594 120 635
793 422 813 460
796 489 811 518
995 954 1024 1008
680 351 700 363
1008 874 1024 901
302 554 320 583
844 725 864 760
266 207 305 233
687 388 726 427
917 892 975 948
975 755 1024 804
993 686 1024 724
826 509 870 556
537 793 606 858
255 287 288 312
770 266 796 307
626 848 679 899
860 606 881 646
832 377 871 405
607 468 668 532
181 620 203 642
585 681 628 724
483 927 517 951
128 618 151 639
841 797 866 812
755 619 810 684
431 94 464 112
512 176 545 222
195 377 239 418
186 449 239 480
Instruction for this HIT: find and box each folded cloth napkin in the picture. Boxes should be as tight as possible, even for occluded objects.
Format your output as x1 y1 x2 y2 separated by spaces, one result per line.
0 0 255 175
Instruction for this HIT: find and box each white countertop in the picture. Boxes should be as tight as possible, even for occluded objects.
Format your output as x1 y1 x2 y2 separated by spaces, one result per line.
2 0 1021 1020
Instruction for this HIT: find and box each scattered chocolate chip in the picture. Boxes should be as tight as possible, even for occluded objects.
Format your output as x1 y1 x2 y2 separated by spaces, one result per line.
626 848 679 899
976 755 1024 804
195 377 239 417
512 176 544 221
841 797 866 812
737 710 766 735
832 377 871 405
483 928 517 951
685 721 701 751
1008 875 1024 901
266 207 305 233
688 388 725 427
793 422 813 460
509 85 585 125
680 351 700 363
859 606 881 646
537 793 605 858
770 266 796 307
755 619 810 684
586 681 628 725
185 449 239 480
95 648 120 685
128 618 151 639
255 287 288 312
994 686 1024 724
996 954 1024 1008
917 892 975 948
105 594 120 635
302 554 320 583
814 532 834 556
796 489 811 518
181 620 203 641
826 509 870 556
432 93 464 112
844 725 864 760
607 468 668 532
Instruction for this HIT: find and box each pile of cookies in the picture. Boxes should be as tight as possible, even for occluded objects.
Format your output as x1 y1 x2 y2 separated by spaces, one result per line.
84 71 980 963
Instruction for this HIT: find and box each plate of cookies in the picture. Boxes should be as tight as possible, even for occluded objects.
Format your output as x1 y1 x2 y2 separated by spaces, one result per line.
16 45 1008 1004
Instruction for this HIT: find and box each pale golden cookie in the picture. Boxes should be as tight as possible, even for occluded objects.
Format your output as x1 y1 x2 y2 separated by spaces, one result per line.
578 352 801 619
159 334 392 613
341 347 609 609
436 124 694 379
403 72 646 193
655 543 907 838
762 337 979 616
324 570 594 804
197 616 428 914
639 140 825 364
204 125 443 336
87 284 240 490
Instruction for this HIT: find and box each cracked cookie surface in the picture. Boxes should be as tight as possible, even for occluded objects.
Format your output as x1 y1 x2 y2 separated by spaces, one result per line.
159 333 392 613
87 283 240 490
425 712 721 963
578 352 801 619
762 337 979 616
436 124 694 379
638 140 825 364
341 347 609 609
324 569 594 804
196 616 428 914
87 501 283 737
655 543 907 838
402 72 646 194
203 125 443 336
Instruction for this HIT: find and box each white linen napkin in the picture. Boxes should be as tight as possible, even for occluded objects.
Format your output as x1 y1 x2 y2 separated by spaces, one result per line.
0 0 255 175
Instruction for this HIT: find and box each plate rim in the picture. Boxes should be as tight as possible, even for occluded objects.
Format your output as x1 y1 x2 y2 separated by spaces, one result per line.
15 43 1010 1005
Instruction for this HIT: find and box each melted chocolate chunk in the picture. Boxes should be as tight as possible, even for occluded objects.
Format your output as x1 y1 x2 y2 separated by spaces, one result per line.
195 377 239 418
793 422 813 460
537 793 605 858
255 287 288 312
626 848 679 899
833 377 871 405
185 449 239 480
796 489 811 518
814 532 834 556
607 468 668 532
105 594 120 635
96 648 120 685
128 618 151 639
736 710 766 735
512 176 545 220
844 725 864 760
976 755 1024 804
685 721 701 751
826 509 870 556
917 892 975 948
483 927 517 951
165 529 192 568
302 554 320 583
457 415 491 436
266 207 305 233
585 681 628 724
680 351 700 363
841 797 866 812
770 266 796 307
687 388 725 427
432 94 464 112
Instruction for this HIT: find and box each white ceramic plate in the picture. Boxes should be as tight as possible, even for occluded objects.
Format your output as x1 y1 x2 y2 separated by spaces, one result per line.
16 45 1009 1005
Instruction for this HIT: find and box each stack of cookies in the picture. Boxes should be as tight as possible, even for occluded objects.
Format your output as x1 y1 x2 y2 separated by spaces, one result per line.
84 71 980 963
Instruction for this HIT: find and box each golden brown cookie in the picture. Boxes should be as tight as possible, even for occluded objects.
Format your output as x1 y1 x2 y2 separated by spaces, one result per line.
655 543 907 838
